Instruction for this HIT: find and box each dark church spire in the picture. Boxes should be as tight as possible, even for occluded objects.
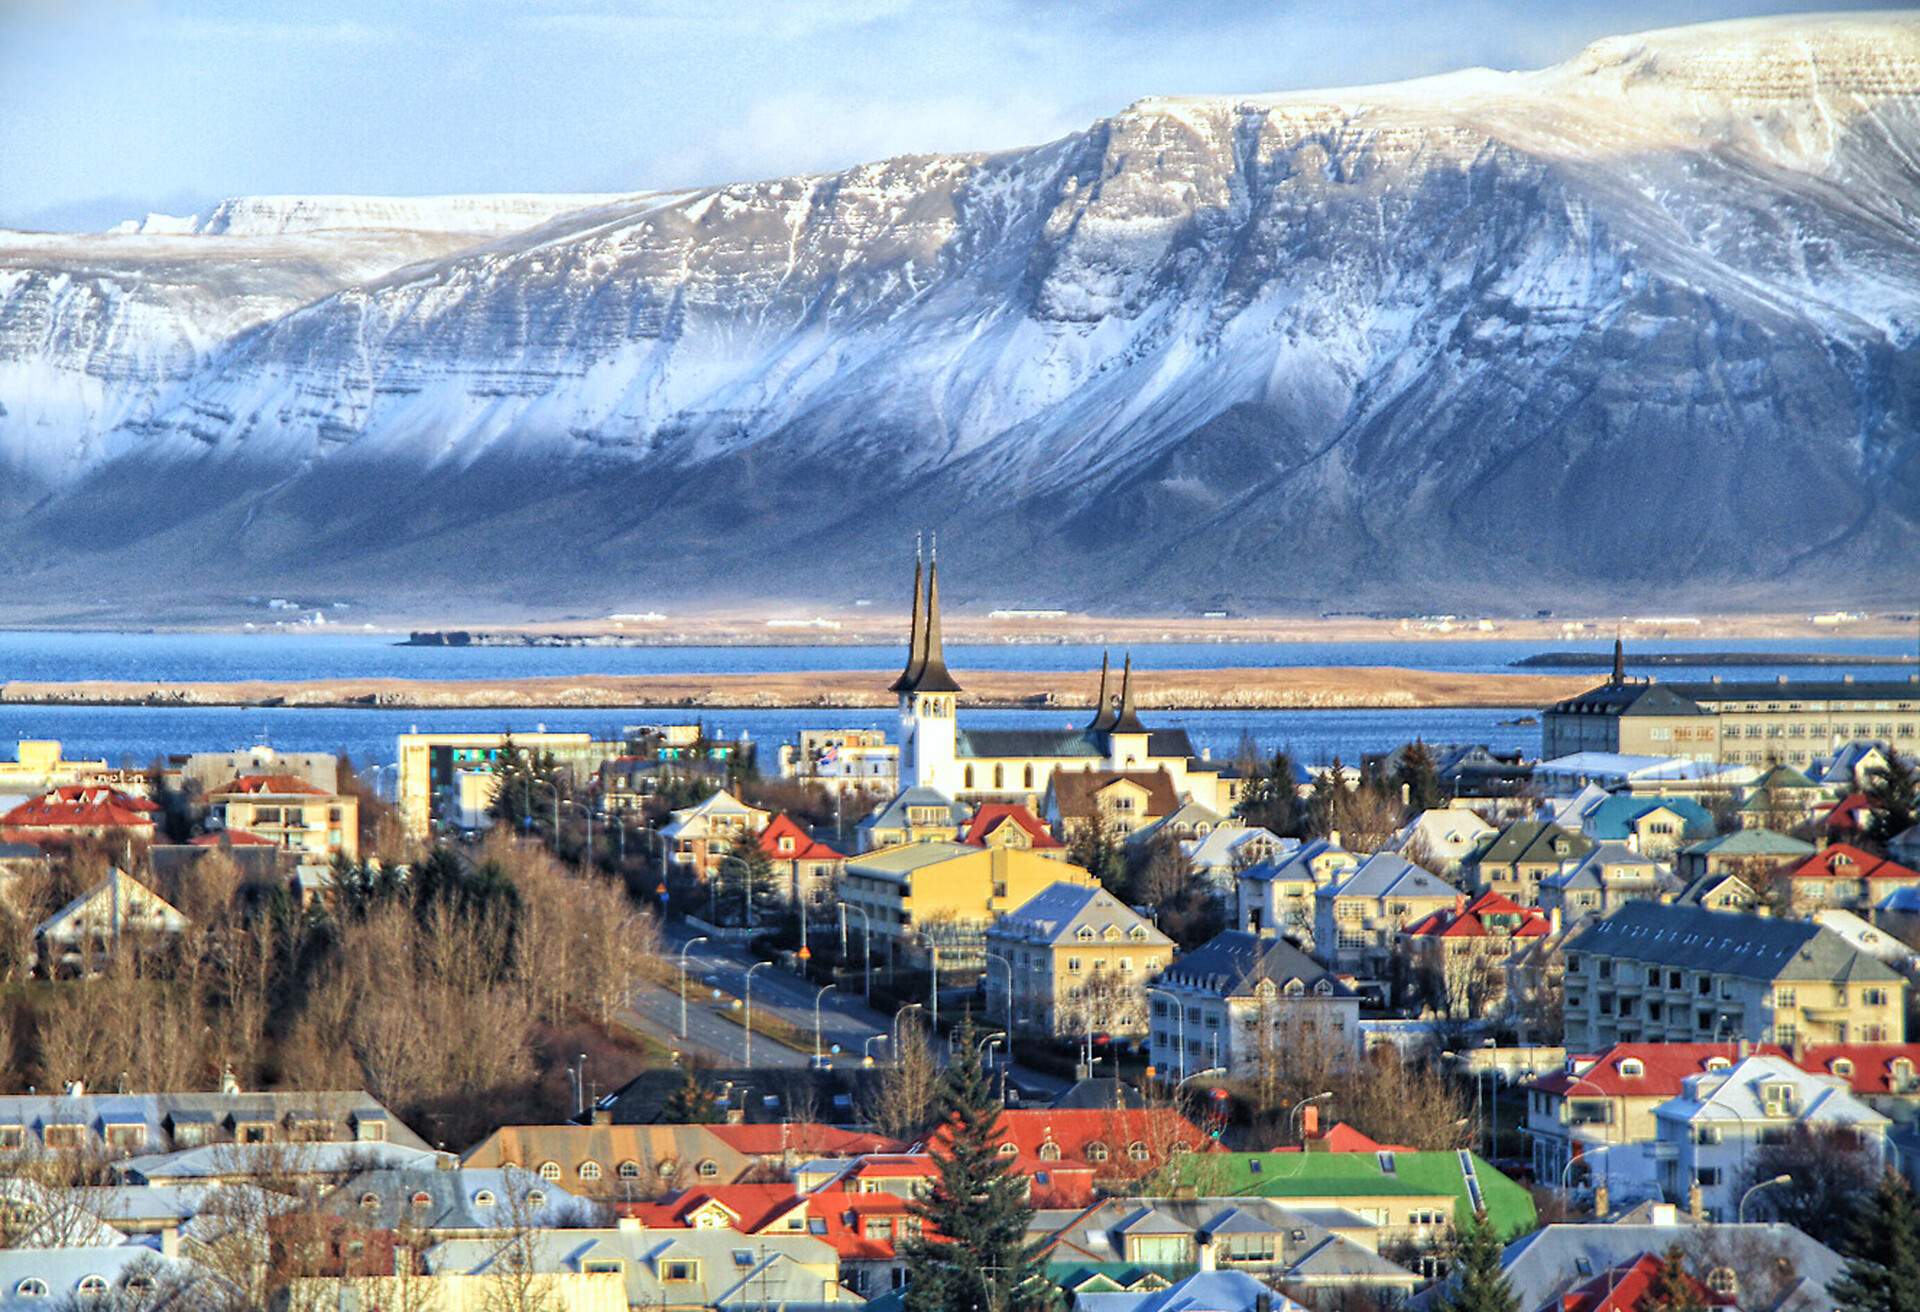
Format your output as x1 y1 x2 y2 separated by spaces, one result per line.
1612 635 1625 686
1110 652 1147 734
899 533 962 695
889 536 924 694
1087 651 1117 731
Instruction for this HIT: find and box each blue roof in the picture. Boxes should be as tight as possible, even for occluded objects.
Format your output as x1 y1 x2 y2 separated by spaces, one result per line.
1582 795 1716 841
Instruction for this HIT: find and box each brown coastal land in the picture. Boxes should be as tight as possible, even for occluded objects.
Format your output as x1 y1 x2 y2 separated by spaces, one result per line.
0 666 1592 712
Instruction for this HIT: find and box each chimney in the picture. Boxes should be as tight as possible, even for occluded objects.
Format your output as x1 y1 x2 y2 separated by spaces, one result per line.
1328 829 1341 850
159 1225 181 1259
1688 1179 1705 1220
1650 1202 1678 1227
592 1109 613 1126
220 1067 241 1096
1737 1038 1751 1059
1594 1182 1610 1219
1549 906 1563 936
1196 1237 1217 1273
63 1080 84 1098
617 1213 643 1233
1625 833 1640 855
1302 1104 1321 1140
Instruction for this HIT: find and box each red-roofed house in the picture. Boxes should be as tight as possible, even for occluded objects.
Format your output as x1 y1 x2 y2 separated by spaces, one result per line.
923 1108 1212 1207
616 1185 919 1296
1557 1253 1732 1312
190 829 278 848
705 1123 903 1172
1776 843 1920 912
1 785 157 846
1823 793 1888 840
207 773 358 862
1400 890 1556 1016
960 804 1066 857
756 815 844 918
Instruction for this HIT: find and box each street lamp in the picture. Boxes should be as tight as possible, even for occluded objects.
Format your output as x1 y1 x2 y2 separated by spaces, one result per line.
1175 1066 1226 1103
983 951 1016 1071
1289 1091 1333 1144
979 1034 1006 1103
839 904 874 1002
1562 1072 1614 1195
912 931 941 1032
743 962 773 1067
812 984 835 1065
863 1034 889 1067
894 1002 925 1056
1561 1143 1614 1198
1147 988 1186 1083
677 936 711 1039
1740 1173 1793 1223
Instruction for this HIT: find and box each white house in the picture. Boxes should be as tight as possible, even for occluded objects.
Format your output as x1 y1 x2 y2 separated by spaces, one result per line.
1385 808 1495 875
34 869 189 977
1653 1054 1889 1220
1181 826 1294 895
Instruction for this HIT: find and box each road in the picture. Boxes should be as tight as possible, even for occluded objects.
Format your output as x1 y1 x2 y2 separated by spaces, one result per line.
624 921 1068 1100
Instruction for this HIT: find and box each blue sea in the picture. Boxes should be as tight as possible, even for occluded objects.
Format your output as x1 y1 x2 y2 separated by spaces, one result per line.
0 631 1909 773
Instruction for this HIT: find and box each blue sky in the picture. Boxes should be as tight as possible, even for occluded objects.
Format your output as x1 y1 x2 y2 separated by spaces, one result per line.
2 0 1901 230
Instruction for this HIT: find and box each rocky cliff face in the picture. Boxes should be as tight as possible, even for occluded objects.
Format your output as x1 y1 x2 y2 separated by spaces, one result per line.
2 13 1917 617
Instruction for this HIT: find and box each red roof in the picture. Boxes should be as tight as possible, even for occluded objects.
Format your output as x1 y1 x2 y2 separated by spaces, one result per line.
211 773 332 797
1404 889 1551 939
615 1187 924 1261
756 815 843 864
1 786 158 831
1313 1122 1416 1154
1798 1044 1920 1096
1559 1253 1730 1312
190 830 277 847
961 804 1064 850
1785 843 1920 884
1823 793 1886 835
923 1108 1211 1205
1534 1040 1920 1100
705 1123 902 1157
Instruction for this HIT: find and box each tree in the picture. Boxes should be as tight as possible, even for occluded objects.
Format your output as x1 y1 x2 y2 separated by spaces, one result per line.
1395 740 1444 815
1741 1124 1882 1250
718 835 778 926
1832 1172 1920 1312
1866 751 1920 847
661 1067 721 1124
1644 1246 1709 1312
1067 820 1127 896
487 739 563 834
1439 1211 1519 1312
1235 748 1306 839
865 1015 940 1141
902 1018 1056 1312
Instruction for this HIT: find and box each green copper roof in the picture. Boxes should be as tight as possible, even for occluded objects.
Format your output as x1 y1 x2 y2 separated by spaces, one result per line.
1171 1149 1535 1239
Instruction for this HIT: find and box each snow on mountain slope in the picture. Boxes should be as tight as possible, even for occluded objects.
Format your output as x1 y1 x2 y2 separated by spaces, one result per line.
3 12 1918 614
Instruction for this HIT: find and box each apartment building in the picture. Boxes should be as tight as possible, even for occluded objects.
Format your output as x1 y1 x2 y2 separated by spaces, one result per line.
840 842 1096 972
1312 854 1458 976
1146 930 1360 1081
395 730 617 835
206 773 359 862
1461 821 1594 905
985 882 1172 1039
1561 903 1907 1051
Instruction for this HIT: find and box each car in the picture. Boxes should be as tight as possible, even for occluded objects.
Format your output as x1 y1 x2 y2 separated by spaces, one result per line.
808 1055 833 1071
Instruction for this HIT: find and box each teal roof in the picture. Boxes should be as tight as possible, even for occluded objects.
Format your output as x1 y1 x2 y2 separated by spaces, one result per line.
1172 1149 1535 1239
1683 828 1817 858
1582 796 1716 842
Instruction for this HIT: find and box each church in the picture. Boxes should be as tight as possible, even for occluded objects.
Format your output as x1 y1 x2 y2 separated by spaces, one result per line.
889 550 1240 814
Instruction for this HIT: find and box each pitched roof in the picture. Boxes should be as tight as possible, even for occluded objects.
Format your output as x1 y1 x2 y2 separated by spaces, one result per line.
1172 1149 1535 1238
962 803 1064 849
321 1167 584 1231
1563 903 1902 984
210 773 331 797
1546 682 1708 717
1824 792 1886 833
1 786 157 830
1530 1043 1790 1098
993 883 1172 949
756 814 842 863
1557 1253 1731 1312
1160 931 1351 998
1403 890 1551 940
1321 852 1455 901
957 727 1106 759
1048 769 1181 820
860 786 968 833
1581 796 1716 842
1470 820 1594 868
1682 829 1817 858
1786 843 1920 883
924 1108 1210 1180
703 1124 903 1157
1495 1222 1845 1312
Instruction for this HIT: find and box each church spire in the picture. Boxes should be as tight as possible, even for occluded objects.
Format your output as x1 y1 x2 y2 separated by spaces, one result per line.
1110 652 1146 734
1612 634 1626 686
899 533 962 695
889 536 925 694
1087 651 1117 731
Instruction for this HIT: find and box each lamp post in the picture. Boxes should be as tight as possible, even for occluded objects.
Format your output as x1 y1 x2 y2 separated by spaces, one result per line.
863 1034 888 1067
839 904 874 1002
1561 1143 1614 1200
912 931 940 1032
1289 1091 1333 1144
1562 1072 1614 1195
983 951 1016 1071
1147 988 1186 1084
677 936 711 1039
894 1002 925 1057
812 984 835 1065
979 1034 1006 1103
1740 1173 1793 1223
1174 1066 1226 1107
743 962 773 1067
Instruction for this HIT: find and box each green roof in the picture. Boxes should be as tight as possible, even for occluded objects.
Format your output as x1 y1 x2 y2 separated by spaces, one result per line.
1683 829 1817 857
1171 1150 1535 1239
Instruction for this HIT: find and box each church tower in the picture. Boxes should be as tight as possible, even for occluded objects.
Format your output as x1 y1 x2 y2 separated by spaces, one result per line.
1106 653 1151 768
895 540 962 791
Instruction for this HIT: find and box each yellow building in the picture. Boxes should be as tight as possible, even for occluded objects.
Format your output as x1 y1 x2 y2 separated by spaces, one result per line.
208 773 360 862
985 882 1173 1039
841 842 1097 972
0 740 111 795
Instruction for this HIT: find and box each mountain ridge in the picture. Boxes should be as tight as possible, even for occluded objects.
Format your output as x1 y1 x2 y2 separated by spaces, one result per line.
2 11 1917 619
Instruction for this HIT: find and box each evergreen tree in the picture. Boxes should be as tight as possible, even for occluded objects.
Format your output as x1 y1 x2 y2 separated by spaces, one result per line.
1439 1211 1518 1312
1067 820 1127 895
1395 739 1445 815
1865 751 1920 845
1646 1246 1707 1312
1235 748 1306 838
720 834 778 926
487 737 564 833
902 1018 1056 1312
661 1068 722 1124
1832 1172 1920 1312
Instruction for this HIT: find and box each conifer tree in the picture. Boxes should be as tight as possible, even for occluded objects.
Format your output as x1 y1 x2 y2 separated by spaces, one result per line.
1865 751 1920 845
1646 1246 1707 1312
1832 1172 1920 1312
661 1067 721 1124
1439 1211 1518 1312
1396 739 1445 814
902 1017 1056 1312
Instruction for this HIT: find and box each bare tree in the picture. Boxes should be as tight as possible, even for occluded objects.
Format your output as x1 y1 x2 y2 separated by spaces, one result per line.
864 1015 940 1141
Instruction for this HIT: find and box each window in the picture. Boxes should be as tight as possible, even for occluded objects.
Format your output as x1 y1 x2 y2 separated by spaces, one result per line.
1775 988 1797 1008
583 1260 624 1275
1085 1141 1108 1163
1708 1268 1738 1298
1037 1142 1060 1161
473 1190 496 1208
662 1260 699 1282
1618 1058 1644 1077
16 1279 48 1298
42 1125 82 1150
76 1275 108 1298
697 1159 720 1178
579 1161 602 1181
618 1160 641 1179
359 1192 380 1212
538 1161 561 1181
410 1191 432 1210
1128 1141 1150 1162
0 1127 20 1151
1697 1167 1723 1187
527 1190 547 1207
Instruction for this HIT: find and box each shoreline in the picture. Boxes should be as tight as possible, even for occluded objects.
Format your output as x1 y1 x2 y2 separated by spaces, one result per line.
0 666 1590 713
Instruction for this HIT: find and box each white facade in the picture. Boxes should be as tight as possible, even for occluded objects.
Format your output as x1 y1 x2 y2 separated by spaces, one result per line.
902 690 956 792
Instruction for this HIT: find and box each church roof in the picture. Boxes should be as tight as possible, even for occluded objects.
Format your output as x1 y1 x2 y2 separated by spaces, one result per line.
897 556 961 695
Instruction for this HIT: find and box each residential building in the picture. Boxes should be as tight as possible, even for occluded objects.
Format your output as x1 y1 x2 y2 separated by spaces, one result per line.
957 802 1068 858
1045 768 1182 842
619 1184 917 1297
1542 658 1920 767
887 559 1238 811
1772 843 1920 913
0 1249 202 1311
1312 853 1458 975
0 1088 424 1158
1076 1271 1309 1312
1537 841 1673 927
840 842 1097 972
855 786 967 850
0 785 157 847
1823 791 1890 841
780 728 899 796
1549 1252 1733 1312
1385 807 1495 876
923 1108 1212 1208
1147 930 1360 1081
395 729 618 835
179 746 339 795
1531 753 1754 798
1561 903 1908 1051
1734 764 1832 829
461 1125 757 1196
1461 820 1595 904
986 882 1173 1039
116 1141 446 1187
0 740 112 797
1036 1196 1417 1303
1676 870 1759 912
1488 1209 1846 1312
1181 825 1294 896
205 772 359 862
1675 828 1817 882
34 869 188 977
1578 796 1717 857
1654 1054 1889 1219
1235 839 1356 944
1127 800 1227 852
320 1166 592 1236
1813 909 1920 974
661 788 770 882
1811 740 1891 790
757 814 844 917
1399 890 1554 1015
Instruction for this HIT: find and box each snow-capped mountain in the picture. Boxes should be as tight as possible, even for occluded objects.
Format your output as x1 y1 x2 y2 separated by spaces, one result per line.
2 12 1917 617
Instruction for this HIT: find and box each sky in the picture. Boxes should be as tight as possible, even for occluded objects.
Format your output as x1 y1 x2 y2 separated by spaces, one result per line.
2 0 1906 231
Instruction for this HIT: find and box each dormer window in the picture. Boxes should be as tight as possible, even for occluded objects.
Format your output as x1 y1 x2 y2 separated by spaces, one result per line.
473 1190 496 1208
359 1192 380 1212
1619 1059 1644 1077
1077 926 1095 941
1706 1057 1731 1072
410 1192 432 1210
1037 1142 1061 1162
1833 1059 1855 1077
